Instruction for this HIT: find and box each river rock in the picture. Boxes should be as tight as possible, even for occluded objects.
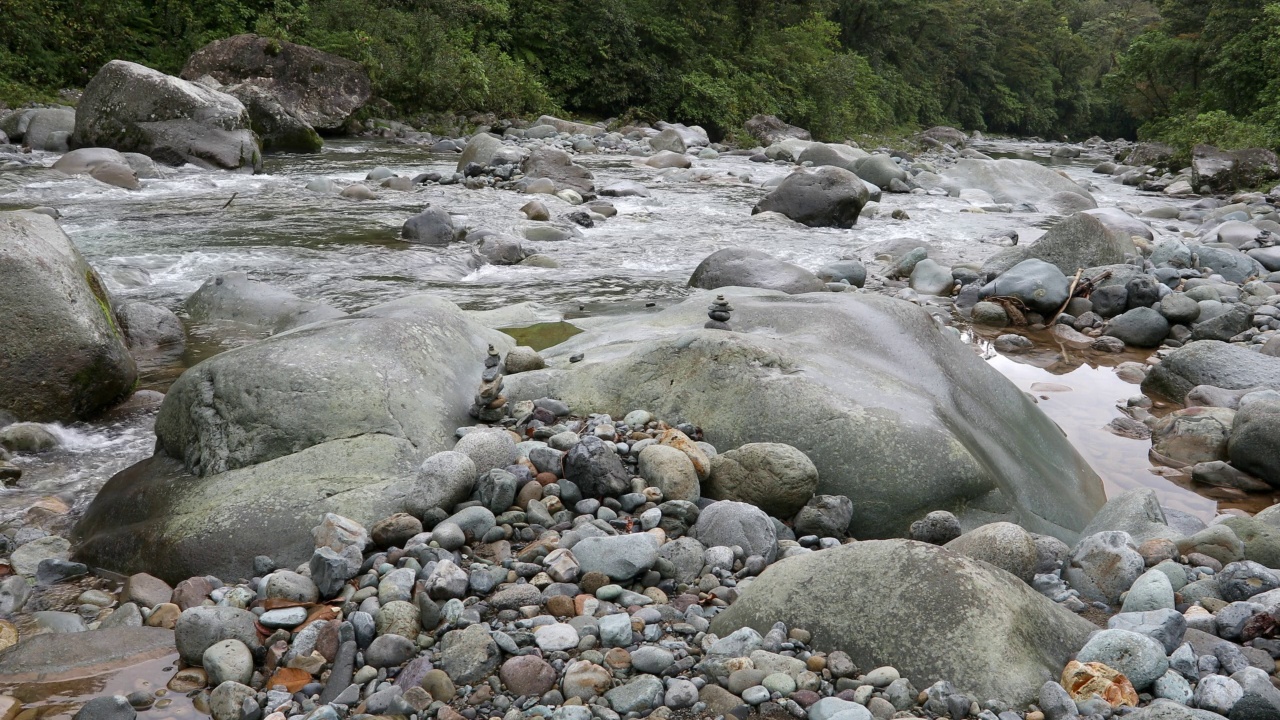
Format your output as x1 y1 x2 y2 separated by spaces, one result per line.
439 623 499 684
116 302 185 350
73 296 512 581
1065 531 1144 605
74 60 260 171
52 148 139 189
181 34 370 131
993 210 1142 278
689 248 824 294
1193 145 1280 193
203 639 253 686
500 655 557 696
174 606 260 664
693 500 778 562
1077 629 1168 690
225 83 321 153
637 444 699 503
564 435 631 497
745 115 811 145
1143 341 1280 403
73 696 135 720
792 495 854 537
1151 407 1234 464
0 211 137 421
943 159 1096 208
1228 399 1280 486
798 143 867 171
943 522 1038 582
980 259 1071 315
712 539 1094 705
402 208 457 245
505 289 1104 541
572 534 659 580
522 147 594 197
1108 609 1187 654
703 443 818 518
854 154 907 189
23 107 75 151
752 166 870 228
184 272 344 334
1079 489 1181 545
923 126 967 147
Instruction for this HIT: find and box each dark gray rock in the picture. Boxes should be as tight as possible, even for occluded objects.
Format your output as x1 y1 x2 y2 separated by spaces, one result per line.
116 302 185 350
980 259 1071 315
174 606 260 664
1107 609 1187 653
1143 341 1280 403
74 696 137 720
793 495 854 537
563 435 632 498
1106 307 1171 348
751 166 869 228
693 500 778 562
225 83 321 153
181 34 370 131
401 208 457 246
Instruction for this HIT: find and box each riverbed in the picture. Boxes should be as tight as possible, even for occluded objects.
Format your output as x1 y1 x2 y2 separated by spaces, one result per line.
1 136 1271 534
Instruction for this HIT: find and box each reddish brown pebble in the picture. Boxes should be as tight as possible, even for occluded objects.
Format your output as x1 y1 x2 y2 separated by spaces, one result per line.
536 472 558 486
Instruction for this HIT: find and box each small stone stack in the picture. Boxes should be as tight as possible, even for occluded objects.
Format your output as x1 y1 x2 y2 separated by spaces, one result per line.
705 295 733 330
469 345 508 423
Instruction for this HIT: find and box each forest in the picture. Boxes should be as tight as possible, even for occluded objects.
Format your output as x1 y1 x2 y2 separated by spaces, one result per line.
1 0 1279 154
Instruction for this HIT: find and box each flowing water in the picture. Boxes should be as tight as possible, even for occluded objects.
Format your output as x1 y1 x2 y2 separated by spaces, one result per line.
2 137 1271 540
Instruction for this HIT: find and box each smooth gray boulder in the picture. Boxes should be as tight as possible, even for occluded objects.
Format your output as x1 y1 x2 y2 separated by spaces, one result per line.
689 248 824 295
73 60 261 171
1078 489 1182 545
0 211 137 421
184 272 345 335
23 107 76 151
797 143 867 171
943 521 1039 583
73 296 513 582
744 115 811 146
1228 400 1280 487
181 34 371 132
853 154 907 189
710 540 1096 705
751 167 869 228
943 159 1096 208
1143 341 1280 403
505 289 1104 541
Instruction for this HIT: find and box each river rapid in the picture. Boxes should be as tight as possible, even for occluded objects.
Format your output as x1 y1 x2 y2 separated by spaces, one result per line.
1 136 1270 537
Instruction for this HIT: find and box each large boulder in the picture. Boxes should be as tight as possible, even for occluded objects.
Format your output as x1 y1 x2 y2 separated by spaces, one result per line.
1142 341 1280 403
922 126 967 148
505 289 1105 541
751 167 869 228
853 154 908 189
1192 145 1280 193
74 296 514 581
181 34 371 131
521 147 594 197
456 134 526 173
688 248 824 295
982 211 1140 277
533 115 603 137
710 540 1096 705
1228 399 1280 487
979 259 1070 315
22 107 75 151
73 60 261 171
943 159 1096 209
184 272 345 335
0 211 137 421
797 143 867 172
52 147 140 189
225 83 322 153
744 115 811 146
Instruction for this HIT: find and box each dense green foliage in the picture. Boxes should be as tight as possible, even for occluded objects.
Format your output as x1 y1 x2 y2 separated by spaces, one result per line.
0 0 1277 146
